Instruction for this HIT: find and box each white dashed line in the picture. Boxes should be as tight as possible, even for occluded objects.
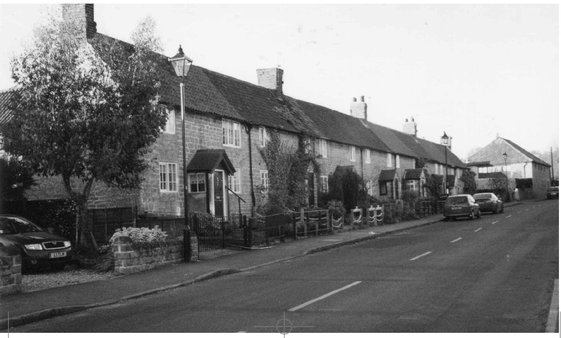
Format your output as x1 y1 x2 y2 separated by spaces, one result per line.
492 221 499 224
288 281 362 312
474 227 483 233
450 237 462 243
505 215 512 218
410 251 432 261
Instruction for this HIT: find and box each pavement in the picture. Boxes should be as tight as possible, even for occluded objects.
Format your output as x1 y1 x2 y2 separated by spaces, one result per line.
0 201 523 329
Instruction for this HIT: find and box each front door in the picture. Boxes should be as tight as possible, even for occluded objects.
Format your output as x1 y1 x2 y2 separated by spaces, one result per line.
213 170 225 218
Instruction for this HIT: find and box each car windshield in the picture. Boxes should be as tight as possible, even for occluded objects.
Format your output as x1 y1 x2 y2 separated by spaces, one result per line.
446 196 468 205
0 216 43 235
473 193 492 200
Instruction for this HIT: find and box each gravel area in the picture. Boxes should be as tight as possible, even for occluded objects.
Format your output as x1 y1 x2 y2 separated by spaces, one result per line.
22 267 114 293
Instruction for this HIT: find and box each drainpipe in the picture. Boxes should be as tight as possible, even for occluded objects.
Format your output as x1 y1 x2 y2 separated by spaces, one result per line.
245 125 256 216
523 161 528 178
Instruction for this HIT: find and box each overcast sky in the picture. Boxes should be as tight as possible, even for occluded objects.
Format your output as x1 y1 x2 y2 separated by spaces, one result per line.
0 3 558 161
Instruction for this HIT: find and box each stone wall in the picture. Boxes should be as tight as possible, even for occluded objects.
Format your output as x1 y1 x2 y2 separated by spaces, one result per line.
112 236 198 275
0 249 22 295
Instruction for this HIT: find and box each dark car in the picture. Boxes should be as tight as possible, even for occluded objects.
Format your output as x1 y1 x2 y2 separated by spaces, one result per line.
0 215 72 270
473 192 504 214
443 194 481 220
546 186 559 199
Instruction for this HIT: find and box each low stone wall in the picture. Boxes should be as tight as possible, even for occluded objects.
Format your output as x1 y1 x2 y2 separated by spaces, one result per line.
112 235 199 275
0 249 22 296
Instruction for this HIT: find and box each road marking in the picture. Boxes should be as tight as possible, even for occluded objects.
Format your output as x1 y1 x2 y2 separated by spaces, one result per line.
505 215 512 218
546 279 559 332
410 251 432 261
288 281 362 312
492 221 499 224
474 227 483 233
450 237 462 243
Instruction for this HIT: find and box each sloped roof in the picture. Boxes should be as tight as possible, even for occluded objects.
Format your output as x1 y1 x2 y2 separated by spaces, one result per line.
365 122 417 158
379 169 397 182
186 149 235 175
404 168 426 180
502 137 550 167
468 137 550 167
297 100 389 151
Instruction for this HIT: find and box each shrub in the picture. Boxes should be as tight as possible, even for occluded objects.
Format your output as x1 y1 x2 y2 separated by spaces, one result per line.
109 226 168 248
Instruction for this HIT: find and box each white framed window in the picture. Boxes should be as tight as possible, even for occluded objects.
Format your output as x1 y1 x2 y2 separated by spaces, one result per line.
434 163 439 174
258 126 268 147
188 173 206 193
260 170 269 192
159 163 178 192
387 153 392 168
365 149 371 164
318 139 328 158
222 120 241 147
163 109 176 134
228 171 242 194
303 138 312 154
350 146 356 162
320 175 329 193
396 155 401 168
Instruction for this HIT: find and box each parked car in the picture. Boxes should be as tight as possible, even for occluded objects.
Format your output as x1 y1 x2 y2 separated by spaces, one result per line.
473 192 504 214
0 215 72 270
443 194 481 220
546 186 559 200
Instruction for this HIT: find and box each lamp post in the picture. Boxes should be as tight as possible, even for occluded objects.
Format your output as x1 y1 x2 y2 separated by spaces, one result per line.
441 132 451 195
503 152 509 201
169 45 193 262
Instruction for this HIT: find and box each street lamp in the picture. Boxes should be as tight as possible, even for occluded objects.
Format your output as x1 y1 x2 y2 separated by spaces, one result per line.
441 132 451 195
169 45 193 262
502 152 509 201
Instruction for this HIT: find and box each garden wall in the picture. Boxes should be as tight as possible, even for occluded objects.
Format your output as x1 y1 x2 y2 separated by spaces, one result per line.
0 249 22 296
112 236 198 275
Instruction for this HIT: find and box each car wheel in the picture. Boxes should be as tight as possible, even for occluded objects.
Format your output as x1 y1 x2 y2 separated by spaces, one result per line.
469 210 475 220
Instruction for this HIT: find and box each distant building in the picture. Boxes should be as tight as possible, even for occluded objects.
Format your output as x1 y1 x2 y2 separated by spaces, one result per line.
467 137 551 199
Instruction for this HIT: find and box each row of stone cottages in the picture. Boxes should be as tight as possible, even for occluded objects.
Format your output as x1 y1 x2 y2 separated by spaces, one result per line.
0 4 466 223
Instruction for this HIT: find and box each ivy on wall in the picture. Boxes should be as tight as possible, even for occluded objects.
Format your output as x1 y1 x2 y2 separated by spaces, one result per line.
258 131 319 214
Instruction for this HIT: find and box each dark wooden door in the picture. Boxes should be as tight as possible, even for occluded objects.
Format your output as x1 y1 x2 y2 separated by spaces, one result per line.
214 171 224 218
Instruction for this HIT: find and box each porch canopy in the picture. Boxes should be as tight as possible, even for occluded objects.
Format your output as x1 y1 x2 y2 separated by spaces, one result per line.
379 169 397 182
186 149 235 175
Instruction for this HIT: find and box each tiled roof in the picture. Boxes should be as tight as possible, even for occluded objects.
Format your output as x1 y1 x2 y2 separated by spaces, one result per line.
296 101 389 151
501 137 550 167
467 161 492 167
365 122 417 158
404 168 426 180
468 137 550 167
379 169 397 182
2 30 466 169
186 149 235 175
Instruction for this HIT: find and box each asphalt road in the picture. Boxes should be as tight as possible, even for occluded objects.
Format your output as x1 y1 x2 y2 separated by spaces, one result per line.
15 200 559 333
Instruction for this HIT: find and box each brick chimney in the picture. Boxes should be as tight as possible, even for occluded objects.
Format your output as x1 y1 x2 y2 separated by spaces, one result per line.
256 68 283 97
350 96 367 120
403 117 417 137
62 4 97 39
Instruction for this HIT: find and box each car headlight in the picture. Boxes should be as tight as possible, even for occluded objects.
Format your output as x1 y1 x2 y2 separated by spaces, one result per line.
24 243 43 251
63 241 71 248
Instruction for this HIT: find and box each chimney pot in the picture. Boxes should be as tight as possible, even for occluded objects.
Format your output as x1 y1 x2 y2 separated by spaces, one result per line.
257 68 283 97
350 95 367 120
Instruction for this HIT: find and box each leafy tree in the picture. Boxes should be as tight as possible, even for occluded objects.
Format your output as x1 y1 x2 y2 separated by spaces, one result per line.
1 17 166 248
460 170 477 195
0 157 35 203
